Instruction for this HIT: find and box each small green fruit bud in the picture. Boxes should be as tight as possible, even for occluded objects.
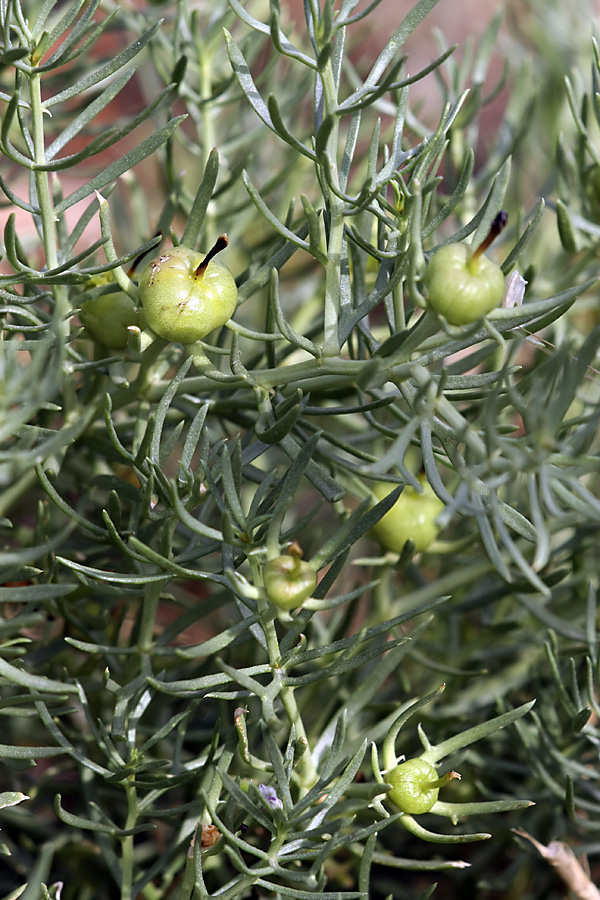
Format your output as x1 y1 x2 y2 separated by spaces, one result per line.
264 545 317 610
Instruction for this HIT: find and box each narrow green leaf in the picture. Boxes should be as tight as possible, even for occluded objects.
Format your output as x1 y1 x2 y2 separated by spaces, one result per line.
64 638 136 655
54 794 154 835
382 685 447 770
363 0 442 86
36 463 106 538
495 499 537 542
40 0 94 55
300 193 324 258
181 147 220 249
433 798 533 818
126 537 225 583
308 740 368 830
0 173 38 213
168 482 223 543
31 0 60 39
0 744 66 759
268 268 319 356
269 1 317 68
0 791 29 810
41 0 105 71
150 357 192 465
0 584 77 602
262 724 294 812
225 2 315 68
54 116 186 215
56 556 167 585
242 170 324 262
469 157 511 252
423 700 536 764
401 814 491 843
279 433 345 502
254 881 362 900
255 399 302 444
424 150 474 237
501 198 545 272
45 70 136 161
224 30 274 130
285 636 408 687
220 772 275 832
147 664 271 695
337 0 388 27
267 94 316 161
309 490 400 570
0 657 78 694
556 198 578 252
176 617 257 659
44 20 163 108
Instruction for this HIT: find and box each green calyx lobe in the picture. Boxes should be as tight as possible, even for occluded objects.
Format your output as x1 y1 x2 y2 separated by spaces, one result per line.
138 235 237 344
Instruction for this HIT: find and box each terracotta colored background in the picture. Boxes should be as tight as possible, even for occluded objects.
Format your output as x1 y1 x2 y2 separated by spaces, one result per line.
3 0 600 269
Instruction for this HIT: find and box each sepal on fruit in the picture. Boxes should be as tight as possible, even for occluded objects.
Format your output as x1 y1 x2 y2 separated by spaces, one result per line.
369 476 444 553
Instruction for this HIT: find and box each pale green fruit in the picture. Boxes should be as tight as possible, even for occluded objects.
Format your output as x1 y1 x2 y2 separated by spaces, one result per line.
370 478 444 553
387 758 440 814
263 555 317 610
79 274 142 349
138 241 237 344
425 243 505 325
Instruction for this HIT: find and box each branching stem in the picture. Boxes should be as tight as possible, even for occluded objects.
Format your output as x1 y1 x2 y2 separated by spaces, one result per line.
29 70 69 331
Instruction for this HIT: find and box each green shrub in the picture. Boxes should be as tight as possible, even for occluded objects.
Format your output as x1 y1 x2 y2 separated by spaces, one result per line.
1 1 600 898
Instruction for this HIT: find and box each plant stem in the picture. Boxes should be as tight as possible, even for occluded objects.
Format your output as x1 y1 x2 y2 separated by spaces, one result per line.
252 551 320 789
120 779 138 900
137 579 165 654
198 28 217 239
317 44 344 357
261 618 319 791
28 69 69 331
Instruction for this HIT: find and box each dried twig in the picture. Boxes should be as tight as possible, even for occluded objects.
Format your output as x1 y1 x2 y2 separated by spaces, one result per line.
513 829 600 900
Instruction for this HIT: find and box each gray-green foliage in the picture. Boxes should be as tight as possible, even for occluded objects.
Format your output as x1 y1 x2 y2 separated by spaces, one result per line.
0 0 600 898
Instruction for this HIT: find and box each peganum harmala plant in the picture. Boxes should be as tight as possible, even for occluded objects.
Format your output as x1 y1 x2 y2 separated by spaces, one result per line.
0 0 599 898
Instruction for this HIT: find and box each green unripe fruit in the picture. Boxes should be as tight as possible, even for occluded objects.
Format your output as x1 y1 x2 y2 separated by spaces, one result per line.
264 550 317 610
138 236 237 344
387 758 440 814
425 243 505 325
79 273 142 348
370 477 444 553
425 212 508 326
